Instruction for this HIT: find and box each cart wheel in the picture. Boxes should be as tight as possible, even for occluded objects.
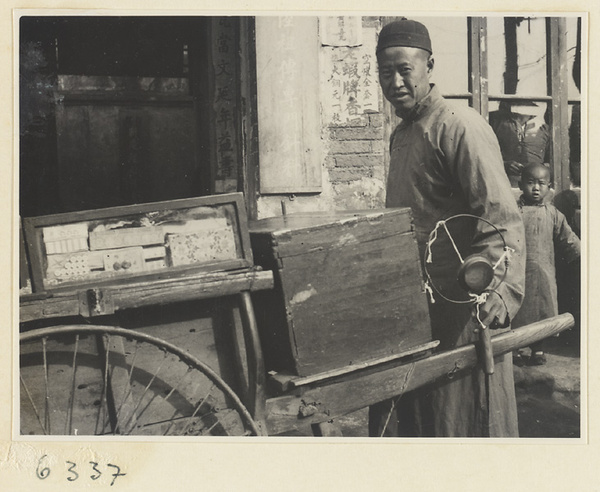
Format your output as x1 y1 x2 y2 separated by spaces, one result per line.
20 324 261 436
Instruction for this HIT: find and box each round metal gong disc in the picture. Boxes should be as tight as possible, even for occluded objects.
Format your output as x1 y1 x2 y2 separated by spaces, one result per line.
457 255 494 294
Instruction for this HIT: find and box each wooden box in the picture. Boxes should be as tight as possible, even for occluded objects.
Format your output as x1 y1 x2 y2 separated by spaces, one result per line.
23 193 253 294
249 208 432 377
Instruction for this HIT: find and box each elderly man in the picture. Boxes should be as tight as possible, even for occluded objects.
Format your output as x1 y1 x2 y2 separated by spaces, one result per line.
369 18 526 437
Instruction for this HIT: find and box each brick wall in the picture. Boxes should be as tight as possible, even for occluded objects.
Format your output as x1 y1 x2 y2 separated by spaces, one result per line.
325 112 386 209
322 17 386 210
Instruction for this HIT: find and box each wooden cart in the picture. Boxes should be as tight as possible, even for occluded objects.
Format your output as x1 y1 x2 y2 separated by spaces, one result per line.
248 209 575 436
19 274 574 437
18 200 575 437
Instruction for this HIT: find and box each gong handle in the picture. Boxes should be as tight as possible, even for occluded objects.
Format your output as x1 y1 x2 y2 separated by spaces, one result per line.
480 325 495 375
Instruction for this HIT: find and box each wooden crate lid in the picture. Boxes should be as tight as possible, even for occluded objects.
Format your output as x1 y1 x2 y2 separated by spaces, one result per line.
249 208 415 260
249 207 413 235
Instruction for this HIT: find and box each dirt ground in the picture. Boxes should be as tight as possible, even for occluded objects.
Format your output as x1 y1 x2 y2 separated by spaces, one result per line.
513 328 580 438
335 327 581 438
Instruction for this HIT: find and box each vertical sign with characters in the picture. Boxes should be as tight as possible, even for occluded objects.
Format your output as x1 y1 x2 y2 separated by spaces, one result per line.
322 17 379 125
212 18 239 193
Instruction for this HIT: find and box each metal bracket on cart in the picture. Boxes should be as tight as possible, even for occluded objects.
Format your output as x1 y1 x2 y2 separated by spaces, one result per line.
79 288 115 317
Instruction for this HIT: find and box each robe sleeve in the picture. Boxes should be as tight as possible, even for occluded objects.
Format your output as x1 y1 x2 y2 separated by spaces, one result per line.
553 207 581 264
439 108 526 320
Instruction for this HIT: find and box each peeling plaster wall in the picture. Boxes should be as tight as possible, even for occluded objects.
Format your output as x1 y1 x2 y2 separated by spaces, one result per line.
256 17 386 219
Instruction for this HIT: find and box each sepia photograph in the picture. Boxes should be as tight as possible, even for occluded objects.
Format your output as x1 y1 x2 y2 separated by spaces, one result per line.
17 13 584 441
6 4 598 489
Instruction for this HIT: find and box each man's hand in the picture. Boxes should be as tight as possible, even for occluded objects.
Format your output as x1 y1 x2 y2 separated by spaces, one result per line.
474 293 509 329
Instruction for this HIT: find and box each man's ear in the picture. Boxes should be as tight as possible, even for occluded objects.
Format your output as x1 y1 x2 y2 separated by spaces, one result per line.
427 56 435 75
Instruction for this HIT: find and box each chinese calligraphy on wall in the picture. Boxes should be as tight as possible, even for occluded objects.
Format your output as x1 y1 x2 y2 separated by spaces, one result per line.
322 17 379 125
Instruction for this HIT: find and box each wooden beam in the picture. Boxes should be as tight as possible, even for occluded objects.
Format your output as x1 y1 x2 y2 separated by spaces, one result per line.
503 18 519 96
468 17 488 118
479 17 489 120
20 270 274 323
381 17 401 183
226 303 250 408
311 421 343 437
239 17 260 220
265 313 574 435
488 94 553 102
59 92 194 106
238 290 266 427
547 17 570 191
109 271 273 311
187 16 213 197
468 17 481 113
274 340 439 391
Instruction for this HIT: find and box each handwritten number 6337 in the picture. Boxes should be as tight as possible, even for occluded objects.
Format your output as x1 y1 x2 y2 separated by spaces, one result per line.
36 455 126 486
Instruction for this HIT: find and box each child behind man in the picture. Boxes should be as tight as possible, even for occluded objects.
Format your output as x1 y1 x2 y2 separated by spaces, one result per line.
513 163 581 365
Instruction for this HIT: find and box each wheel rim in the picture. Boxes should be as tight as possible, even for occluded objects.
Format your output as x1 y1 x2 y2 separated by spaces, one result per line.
20 324 261 436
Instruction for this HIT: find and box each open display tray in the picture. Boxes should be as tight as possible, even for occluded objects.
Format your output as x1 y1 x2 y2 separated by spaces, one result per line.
22 193 253 294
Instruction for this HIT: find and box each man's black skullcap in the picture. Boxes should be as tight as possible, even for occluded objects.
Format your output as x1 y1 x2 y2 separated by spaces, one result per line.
376 18 432 55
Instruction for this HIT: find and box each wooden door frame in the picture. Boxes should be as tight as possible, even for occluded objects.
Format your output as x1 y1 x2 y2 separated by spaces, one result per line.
238 17 260 220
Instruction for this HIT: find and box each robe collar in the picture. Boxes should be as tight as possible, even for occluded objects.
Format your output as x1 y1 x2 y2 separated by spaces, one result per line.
395 84 440 122
518 195 546 207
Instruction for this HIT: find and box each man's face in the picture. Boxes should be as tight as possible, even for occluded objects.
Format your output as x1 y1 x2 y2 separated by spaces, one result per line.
520 167 551 205
377 46 434 118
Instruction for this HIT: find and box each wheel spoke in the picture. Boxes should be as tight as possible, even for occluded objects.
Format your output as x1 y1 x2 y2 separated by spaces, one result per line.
201 408 236 436
163 366 193 406
126 339 141 381
114 339 141 424
130 393 160 431
133 357 193 433
112 347 137 433
20 373 47 435
161 368 195 436
41 337 51 434
120 349 169 435
180 383 216 435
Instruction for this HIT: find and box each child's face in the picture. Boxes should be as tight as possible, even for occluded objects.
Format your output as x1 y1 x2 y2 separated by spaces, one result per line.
520 167 551 204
